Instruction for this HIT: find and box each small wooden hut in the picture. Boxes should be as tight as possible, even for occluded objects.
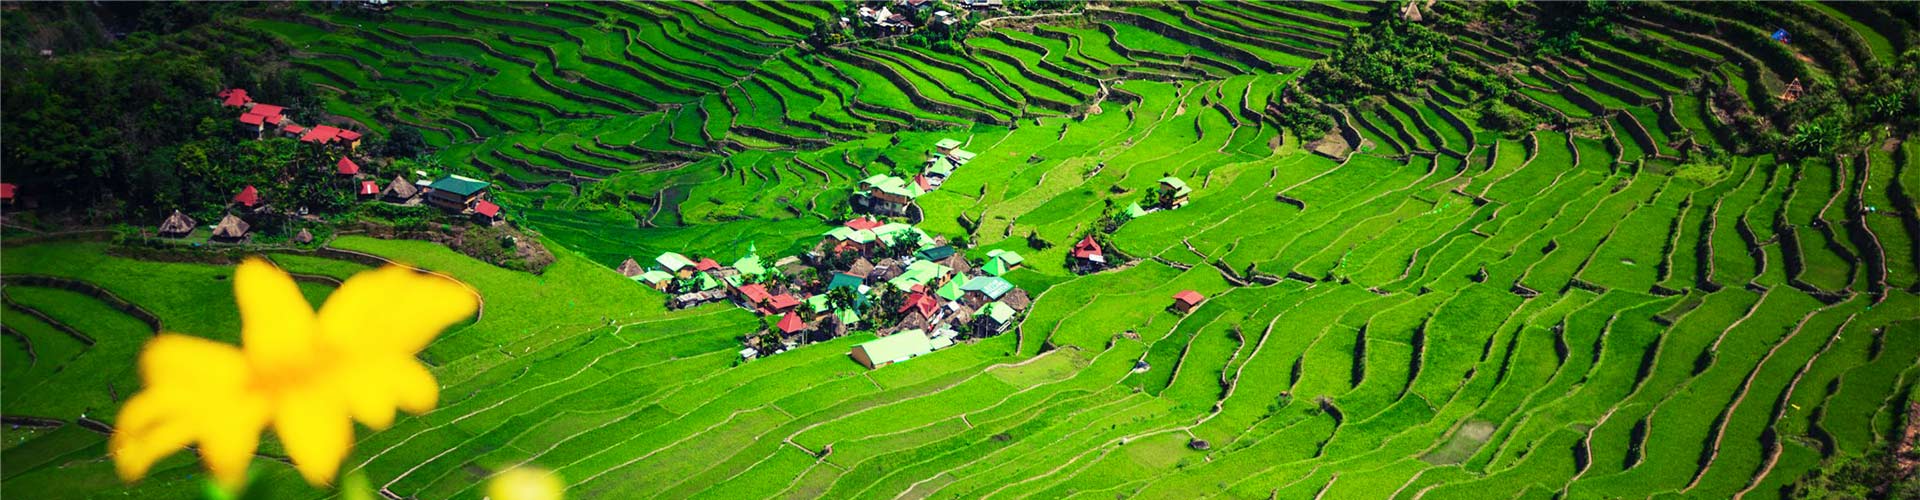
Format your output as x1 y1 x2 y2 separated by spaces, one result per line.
616 257 645 277
211 214 251 242
381 175 419 202
158 210 198 238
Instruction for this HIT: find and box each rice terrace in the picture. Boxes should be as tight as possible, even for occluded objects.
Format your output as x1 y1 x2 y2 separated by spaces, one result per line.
1 0 1918 498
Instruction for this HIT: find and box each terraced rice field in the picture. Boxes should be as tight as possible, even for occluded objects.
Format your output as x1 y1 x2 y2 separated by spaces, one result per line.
3 1 1917 498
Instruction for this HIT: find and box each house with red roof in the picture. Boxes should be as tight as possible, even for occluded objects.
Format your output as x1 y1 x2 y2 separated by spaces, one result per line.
899 290 942 319
236 103 285 138
1170 290 1205 314
0 183 16 205
776 311 807 335
336 157 360 176
765 293 803 314
471 199 502 226
846 217 884 231
300 125 363 151
300 125 339 144
735 283 774 310
1071 235 1106 272
233 185 261 209
695 258 720 272
357 180 381 197
237 112 267 136
217 88 252 108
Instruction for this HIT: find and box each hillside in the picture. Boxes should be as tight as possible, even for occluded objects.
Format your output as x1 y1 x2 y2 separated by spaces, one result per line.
1 1 1917 499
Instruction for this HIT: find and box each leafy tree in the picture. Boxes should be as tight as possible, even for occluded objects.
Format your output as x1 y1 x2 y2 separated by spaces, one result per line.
873 286 905 322
1787 450 1920 499
1531 0 1627 57
380 125 429 159
888 230 923 258
826 286 860 315
1299 18 1454 103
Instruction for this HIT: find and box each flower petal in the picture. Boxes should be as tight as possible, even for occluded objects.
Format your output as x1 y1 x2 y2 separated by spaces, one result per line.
487 467 565 500
317 265 477 355
333 356 439 430
112 335 269 490
197 401 268 491
235 259 317 368
273 391 353 486
110 392 194 482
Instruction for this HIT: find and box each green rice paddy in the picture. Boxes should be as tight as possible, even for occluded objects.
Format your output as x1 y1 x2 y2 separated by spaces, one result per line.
4 1 1918 498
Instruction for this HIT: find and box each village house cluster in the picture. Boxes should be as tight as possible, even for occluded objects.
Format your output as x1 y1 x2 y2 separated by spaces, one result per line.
847 0 1000 32
850 137 977 218
619 217 1032 369
616 133 1032 371
152 89 507 243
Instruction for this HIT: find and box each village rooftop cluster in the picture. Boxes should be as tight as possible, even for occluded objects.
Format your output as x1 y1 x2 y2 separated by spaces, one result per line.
617 138 1035 369
848 0 1001 31
152 89 509 244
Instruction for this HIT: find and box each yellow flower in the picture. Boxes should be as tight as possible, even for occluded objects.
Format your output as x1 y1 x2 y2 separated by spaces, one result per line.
487 467 565 500
111 258 478 490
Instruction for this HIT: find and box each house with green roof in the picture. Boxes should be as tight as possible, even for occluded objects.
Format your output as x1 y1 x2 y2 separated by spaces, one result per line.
973 301 1017 334
1125 202 1150 218
926 156 957 178
917 245 956 261
948 149 976 165
635 270 674 290
828 272 866 291
959 275 1015 305
888 259 953 292
849 329 937 369
934 138 963 152
822 226 879 256
691 271 722 291
824 226 879 244
425 175 492 211
986 249 1024 266
656 252 697 277
983 249 1024 276
982 257 1009 276
856 174 922 216
936 279 966 301
836 308 860 326
732 243 768 276
1158 177 1192 208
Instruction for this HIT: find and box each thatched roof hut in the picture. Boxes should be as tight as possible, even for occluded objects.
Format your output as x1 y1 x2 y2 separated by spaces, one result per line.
293 228 314 244
847 257 875 279
869 258 904 282
1001 288 1032 311
158 210 197 238
211 214 250 241
616 257 645 277
941 253 972 276
381 175 419 201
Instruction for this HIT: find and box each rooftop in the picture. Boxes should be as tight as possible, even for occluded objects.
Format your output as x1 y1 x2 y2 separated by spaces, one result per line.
1159 177 1193 197
961 276 1015 299
656 252 696 271
855 330 934 366
429 175 491 197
